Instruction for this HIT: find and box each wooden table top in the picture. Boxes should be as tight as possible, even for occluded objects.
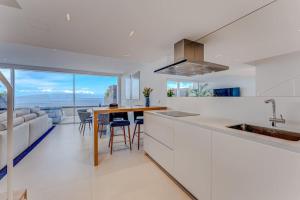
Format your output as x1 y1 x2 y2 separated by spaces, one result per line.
92 106 167 114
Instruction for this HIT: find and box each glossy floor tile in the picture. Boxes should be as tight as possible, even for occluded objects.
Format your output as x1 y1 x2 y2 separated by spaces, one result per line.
0 124 191 200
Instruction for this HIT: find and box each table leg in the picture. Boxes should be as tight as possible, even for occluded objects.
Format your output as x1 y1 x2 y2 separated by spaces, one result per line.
93 112 99 166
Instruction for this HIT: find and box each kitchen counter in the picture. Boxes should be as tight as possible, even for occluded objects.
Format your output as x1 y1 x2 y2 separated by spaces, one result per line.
146 110 300 154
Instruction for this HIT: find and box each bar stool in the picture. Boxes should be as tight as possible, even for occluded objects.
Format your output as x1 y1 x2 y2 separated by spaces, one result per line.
109 112 132 154
132 111 144 150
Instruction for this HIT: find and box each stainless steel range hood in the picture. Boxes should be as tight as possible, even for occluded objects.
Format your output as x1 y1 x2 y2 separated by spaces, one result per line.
154 39 229 76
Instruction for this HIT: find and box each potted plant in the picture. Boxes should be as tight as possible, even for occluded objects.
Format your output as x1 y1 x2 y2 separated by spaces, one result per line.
143 87 153 107
167 89 175 97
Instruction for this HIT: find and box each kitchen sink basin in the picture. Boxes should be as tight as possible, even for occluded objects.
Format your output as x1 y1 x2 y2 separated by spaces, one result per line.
228 124 300 141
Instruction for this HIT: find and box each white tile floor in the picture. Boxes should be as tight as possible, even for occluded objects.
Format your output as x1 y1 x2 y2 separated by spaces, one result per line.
0 124 191 200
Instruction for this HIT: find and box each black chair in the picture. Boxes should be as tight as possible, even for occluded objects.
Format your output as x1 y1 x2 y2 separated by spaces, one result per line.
109 112 132 154
77 110 92 135
132 111 144 150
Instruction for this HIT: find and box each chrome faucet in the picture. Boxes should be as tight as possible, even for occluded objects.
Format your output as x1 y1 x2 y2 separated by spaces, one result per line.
264 99 285 127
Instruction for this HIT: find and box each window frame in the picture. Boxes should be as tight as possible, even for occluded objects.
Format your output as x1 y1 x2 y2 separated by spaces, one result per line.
0 63 121 109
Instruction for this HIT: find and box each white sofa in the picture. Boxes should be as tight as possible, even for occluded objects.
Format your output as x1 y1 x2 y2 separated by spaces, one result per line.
0 109 53 169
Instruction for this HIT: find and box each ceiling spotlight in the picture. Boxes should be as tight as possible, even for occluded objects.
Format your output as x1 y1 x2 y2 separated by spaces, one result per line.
129 30 135 37
66 13 71 22
123 54 130 57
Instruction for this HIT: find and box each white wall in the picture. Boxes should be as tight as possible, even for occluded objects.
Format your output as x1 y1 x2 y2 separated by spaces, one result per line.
167 97 300 126
121 56 201 106
254 51 300 96
121 53 300 127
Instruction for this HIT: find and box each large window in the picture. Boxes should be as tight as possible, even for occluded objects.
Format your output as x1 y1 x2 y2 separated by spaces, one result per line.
15 70 73 108
0 65 119 124
75 74 118 107
167 80 200 97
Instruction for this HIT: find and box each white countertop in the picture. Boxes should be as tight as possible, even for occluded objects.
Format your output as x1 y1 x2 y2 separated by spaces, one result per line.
146 110 300 154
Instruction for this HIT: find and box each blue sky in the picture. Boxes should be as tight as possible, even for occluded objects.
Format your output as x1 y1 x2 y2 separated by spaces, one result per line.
0 69 118 97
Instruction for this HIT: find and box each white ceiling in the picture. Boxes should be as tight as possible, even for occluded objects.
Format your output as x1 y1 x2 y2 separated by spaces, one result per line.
200 0 300 66
0 0 275 72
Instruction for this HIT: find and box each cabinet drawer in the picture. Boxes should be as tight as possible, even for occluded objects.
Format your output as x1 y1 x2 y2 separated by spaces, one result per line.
144 113 174 149
144 134 174 174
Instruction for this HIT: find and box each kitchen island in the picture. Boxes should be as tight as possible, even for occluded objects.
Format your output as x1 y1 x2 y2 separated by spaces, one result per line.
144 110 300 200
92 106 167 166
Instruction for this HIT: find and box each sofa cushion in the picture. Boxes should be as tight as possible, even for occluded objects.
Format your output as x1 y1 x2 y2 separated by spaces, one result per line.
36 110 47 117
30 107 40 113
0 117 25 131
23 113 38 122
15 109 31 117
0 112 16 122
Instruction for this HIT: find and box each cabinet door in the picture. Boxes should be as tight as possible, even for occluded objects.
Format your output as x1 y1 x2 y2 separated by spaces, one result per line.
174 122 212 200
144 134 174 174
144 113 174 149
212 131 300 200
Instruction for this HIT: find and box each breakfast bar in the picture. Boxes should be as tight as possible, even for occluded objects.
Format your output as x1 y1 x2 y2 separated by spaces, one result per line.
92 106 167 166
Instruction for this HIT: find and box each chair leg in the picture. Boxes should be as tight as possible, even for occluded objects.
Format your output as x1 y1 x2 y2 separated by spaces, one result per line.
127 126 132 150
122 126 127 144
100 124 104 138
78 123 82 131
109 126 112 147
89 121 91 129
79 123 83 133
138 124 141 150
132 123 137 144
83 123 86 136
110 127 114 155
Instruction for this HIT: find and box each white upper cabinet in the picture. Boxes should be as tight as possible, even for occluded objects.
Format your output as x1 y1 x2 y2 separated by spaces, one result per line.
174 121 212 200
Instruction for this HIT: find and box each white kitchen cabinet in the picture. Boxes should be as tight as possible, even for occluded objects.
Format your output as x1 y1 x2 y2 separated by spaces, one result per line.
212 131 300 200
144 134 174 174
144 113 174 149
174 121 212 200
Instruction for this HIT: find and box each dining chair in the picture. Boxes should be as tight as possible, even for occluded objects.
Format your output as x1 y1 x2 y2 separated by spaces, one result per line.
78 110 92 135
97 113 109 138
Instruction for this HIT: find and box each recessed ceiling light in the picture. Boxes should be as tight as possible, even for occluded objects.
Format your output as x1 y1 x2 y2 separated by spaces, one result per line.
123 54 130 57
66 13 71 22
129 30 135 37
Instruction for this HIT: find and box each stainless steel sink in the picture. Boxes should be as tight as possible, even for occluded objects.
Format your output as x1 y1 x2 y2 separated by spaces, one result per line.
228 124 300 141
157 111 199 117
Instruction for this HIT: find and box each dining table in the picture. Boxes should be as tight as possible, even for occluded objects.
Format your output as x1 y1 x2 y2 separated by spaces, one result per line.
92 106 167 166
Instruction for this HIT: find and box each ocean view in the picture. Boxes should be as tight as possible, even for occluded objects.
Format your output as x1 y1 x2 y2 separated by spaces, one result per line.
15 93 105 108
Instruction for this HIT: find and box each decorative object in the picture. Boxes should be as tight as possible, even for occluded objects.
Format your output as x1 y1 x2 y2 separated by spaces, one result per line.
167 89 175 97
142 87 153 107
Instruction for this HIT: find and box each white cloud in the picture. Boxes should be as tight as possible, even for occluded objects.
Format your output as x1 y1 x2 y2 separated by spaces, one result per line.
63 89 95 95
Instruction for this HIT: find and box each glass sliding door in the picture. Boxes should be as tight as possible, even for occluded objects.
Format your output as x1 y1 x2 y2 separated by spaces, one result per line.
14 70 74 124
0 65 120 124
74 74 118 123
